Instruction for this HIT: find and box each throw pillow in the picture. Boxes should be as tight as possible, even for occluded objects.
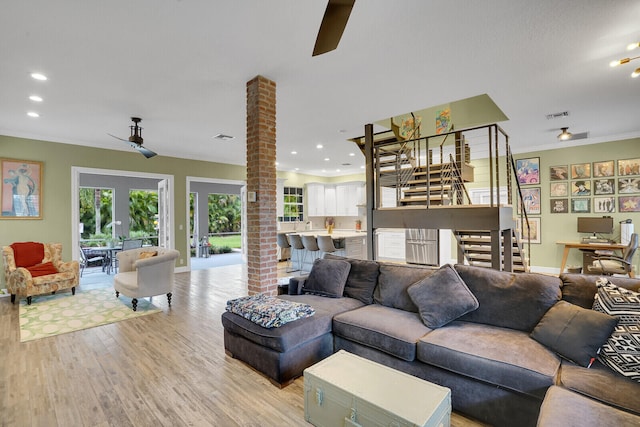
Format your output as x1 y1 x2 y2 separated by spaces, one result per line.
302 258 351 298
407 264 479 328
531 300 618 367
26 261 59 278
342 258 379 304
138 251 158 260
10 242 45 267
592 281 640 382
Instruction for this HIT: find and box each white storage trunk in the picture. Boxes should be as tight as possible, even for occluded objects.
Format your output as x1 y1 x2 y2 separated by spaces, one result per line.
304 350 451 427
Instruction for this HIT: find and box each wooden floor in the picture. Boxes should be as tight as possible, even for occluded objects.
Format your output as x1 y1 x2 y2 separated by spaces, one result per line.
0 264 484 427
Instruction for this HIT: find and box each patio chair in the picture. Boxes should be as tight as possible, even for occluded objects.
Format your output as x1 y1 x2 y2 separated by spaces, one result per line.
79 244 107 277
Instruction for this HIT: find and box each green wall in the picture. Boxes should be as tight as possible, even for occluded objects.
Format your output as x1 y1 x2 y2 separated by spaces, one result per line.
0 135 248 278
513 137 639 273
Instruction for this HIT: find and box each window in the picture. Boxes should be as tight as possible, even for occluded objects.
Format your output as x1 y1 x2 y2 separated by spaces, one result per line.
280 187 304 222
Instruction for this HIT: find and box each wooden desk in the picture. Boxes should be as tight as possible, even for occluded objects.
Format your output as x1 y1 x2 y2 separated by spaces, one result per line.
556 241 627 273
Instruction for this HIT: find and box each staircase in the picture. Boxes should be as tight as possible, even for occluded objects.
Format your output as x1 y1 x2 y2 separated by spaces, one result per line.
454 229 529 272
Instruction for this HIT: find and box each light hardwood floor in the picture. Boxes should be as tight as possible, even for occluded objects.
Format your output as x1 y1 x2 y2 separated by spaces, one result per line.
0 264 484 426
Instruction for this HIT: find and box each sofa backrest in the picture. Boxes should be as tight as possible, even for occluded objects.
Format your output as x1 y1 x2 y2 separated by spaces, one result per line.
454 264 562 331
374 262 437 312
560 274 640 308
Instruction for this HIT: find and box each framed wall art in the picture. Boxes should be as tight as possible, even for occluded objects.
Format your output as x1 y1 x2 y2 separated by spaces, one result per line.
593 197 615 213
518 187 541 215
618 177 640 194
550 198 568 213
549 165 568 181
516 157 540 185
618 158 640 176
571 198 591 213
593 160 614 177
593 179 615 195
550 182 568 197
619 196 640 213
571 180 591 196
1 158 43 219
571 163 591 179
519 217 541 244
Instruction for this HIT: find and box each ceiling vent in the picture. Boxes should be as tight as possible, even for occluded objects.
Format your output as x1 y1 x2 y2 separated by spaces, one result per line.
569 131 589 140
213 134 234 141
546 111 569 120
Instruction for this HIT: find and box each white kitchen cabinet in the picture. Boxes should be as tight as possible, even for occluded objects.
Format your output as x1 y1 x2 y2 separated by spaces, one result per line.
324 185 337 216
306 183 326 216
377 230 405 260
307 181 364 217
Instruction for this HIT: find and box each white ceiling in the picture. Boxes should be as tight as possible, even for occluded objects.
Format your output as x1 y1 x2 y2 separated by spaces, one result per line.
1 1 639 177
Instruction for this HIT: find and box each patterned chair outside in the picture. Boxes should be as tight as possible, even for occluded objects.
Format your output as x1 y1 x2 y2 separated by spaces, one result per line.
2 242 79 305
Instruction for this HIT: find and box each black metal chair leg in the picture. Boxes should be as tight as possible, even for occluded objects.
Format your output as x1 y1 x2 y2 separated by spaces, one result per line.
132 298 138 311
71 287 76 295
27 296 32 305
10 294 15 304
167 292 172 306
115 291 119 298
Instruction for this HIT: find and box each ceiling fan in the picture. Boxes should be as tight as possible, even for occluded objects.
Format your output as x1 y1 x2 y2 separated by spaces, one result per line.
108 117 157 158
313 0 356 56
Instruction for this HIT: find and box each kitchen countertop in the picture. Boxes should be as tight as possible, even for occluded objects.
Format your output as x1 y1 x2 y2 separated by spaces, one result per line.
287 229 366 238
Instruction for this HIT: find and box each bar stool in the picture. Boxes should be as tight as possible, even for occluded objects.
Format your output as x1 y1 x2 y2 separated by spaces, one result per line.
277 233 294 273
317 235 338 258
288 234 306 272
301 235 321 270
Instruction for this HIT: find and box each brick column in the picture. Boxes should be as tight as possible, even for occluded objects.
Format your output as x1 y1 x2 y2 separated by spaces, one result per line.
246 75 277 295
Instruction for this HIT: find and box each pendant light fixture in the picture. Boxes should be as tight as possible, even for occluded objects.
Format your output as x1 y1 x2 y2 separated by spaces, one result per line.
558 127 572 141
610 41 640 78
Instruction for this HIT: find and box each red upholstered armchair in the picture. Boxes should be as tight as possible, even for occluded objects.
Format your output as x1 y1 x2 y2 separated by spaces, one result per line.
2 242 79 305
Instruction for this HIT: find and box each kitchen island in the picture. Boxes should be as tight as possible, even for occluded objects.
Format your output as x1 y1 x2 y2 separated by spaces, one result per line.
289 230 367 272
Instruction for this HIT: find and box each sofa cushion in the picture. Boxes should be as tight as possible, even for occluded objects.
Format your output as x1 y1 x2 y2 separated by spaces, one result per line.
221 294 363 353
530 300 618 367
417 321 560 398
560 273 640 308
324 254 380 304
537 386 640 427
10 242 44 267
302 258 351 298
407 264 479 328
26 261 59 278
454 264 562 331
374 263 436 312
332 304 431 362
559 361 640 416
592 282 640 383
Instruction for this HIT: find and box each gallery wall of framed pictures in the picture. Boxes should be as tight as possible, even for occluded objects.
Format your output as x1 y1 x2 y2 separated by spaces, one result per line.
517 156 640 245
548 157 639 215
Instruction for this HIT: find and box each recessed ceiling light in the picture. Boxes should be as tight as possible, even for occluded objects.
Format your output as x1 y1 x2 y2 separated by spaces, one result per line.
213 133 234 141
324 157 330 161
291 151 297 155
322 169 327 172
27 111 40 118
275 162 279 166
294 168 299 171
336 169 341 172
29 95 43 102
316 144 323 149
349 152 355 156
360 165 365 169
30 73 47 81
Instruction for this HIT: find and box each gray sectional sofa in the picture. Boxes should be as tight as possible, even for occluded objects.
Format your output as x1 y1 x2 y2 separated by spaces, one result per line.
221 256 640 427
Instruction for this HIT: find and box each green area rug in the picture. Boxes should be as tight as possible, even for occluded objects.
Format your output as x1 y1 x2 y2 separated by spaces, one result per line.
19 288 161 342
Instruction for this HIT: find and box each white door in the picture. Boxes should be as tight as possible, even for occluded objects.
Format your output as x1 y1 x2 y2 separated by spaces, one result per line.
157 178 171 248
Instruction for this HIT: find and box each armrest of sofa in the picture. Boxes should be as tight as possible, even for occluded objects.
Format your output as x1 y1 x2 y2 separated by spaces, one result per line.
288 276 307 295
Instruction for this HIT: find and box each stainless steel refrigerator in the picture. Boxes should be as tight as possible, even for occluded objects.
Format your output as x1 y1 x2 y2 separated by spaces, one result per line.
405 229 439 266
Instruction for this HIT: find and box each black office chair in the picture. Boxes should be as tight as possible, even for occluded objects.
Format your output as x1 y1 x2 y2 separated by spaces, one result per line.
588 233 638 278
